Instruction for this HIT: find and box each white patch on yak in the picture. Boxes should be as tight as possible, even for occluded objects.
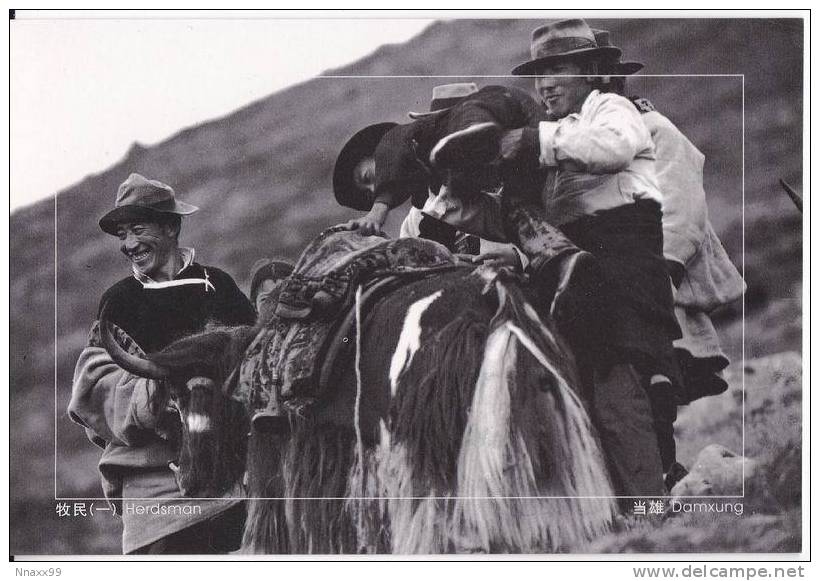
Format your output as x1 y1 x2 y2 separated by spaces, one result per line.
186 412 212 433
389 290 443 396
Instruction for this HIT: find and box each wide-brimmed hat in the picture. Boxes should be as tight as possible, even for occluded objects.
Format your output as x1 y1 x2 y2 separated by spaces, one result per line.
592 29 644 75
407 82 479 119
99 173 198 235
511 19 622 76
332 122 397 211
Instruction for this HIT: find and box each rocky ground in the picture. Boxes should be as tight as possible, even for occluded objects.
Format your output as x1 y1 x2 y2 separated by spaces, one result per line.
588 351 803 554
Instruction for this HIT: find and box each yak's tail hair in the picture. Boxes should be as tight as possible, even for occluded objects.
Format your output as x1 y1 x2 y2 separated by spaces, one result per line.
451 280 617 552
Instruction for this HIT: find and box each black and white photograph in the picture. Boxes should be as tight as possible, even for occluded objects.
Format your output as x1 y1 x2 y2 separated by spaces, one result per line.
8 9 808 568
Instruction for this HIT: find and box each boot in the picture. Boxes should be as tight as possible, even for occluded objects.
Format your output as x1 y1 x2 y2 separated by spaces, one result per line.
502 197 603 326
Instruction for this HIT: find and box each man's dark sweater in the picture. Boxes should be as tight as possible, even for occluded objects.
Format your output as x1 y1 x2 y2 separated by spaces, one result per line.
99 262 256 353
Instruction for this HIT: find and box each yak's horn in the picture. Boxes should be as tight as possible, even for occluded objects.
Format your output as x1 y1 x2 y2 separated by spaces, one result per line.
780 179 803 213
99 306 170 380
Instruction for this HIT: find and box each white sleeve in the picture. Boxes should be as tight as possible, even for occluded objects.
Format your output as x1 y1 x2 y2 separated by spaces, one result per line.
539 93 651 174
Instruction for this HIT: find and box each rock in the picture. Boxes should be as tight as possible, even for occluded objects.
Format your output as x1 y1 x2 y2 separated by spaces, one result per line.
671 444 756 497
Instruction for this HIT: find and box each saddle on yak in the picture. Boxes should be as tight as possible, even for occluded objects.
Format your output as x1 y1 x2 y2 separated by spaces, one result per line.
233 226 460 432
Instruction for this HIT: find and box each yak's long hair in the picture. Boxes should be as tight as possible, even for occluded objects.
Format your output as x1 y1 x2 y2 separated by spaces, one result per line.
350 278 617 553
241 271 617 553
240 430 290 554
243 425 361 554
148 324 258 497
451 282 616 552
347 309 490 553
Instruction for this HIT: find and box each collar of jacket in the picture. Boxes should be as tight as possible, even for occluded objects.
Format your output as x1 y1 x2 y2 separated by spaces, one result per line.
131 247 214 292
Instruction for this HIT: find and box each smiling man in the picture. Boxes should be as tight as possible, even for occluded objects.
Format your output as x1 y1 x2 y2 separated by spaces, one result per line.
68 173 256 554
497 19 684 500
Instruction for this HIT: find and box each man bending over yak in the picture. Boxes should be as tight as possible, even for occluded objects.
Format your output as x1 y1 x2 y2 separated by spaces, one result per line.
332 81 602 326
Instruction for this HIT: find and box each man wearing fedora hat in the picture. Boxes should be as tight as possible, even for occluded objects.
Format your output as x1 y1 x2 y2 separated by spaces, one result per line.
68 173 256 554
495 18 688 498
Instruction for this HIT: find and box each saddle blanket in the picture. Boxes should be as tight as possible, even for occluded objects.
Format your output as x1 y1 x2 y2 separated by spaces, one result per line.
235 227 457 417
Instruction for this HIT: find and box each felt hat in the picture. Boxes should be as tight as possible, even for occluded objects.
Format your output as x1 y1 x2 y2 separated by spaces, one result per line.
332 122 397 211
99 173 198 235
511 19 622 76
407 82 479 119
592 28 644 75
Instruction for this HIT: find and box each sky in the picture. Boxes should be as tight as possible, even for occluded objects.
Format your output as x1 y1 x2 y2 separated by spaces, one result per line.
9 12 433 212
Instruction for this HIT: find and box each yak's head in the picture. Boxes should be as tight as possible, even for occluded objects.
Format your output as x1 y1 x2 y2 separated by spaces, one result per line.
100 315 257 497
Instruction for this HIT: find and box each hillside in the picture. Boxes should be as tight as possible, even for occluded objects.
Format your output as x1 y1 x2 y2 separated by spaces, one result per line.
9 18 803 555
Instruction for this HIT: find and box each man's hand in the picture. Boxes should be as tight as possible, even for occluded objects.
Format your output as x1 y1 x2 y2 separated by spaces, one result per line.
452 253 477 266
467 247 523 270
338 202 389 236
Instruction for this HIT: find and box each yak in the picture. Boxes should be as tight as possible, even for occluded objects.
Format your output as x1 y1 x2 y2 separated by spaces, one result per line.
100 228 617 554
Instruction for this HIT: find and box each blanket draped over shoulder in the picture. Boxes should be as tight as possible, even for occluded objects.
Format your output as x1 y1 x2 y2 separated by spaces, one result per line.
234 227 457 416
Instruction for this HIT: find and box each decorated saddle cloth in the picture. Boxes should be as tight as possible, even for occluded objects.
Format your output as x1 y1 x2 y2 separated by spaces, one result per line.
234 227 456 416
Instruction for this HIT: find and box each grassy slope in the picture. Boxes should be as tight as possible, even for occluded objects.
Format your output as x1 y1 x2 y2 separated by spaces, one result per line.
9 18 803 554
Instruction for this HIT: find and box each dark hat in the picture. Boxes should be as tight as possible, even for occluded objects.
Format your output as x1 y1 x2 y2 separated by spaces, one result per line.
99 173 198 235
592 29 644 75
332 122 397 211
249 258 295 302
408 82 479 119
511 19 622 76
